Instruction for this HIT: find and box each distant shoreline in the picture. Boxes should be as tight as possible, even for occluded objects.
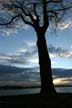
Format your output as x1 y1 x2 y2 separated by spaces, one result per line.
0 85 72 90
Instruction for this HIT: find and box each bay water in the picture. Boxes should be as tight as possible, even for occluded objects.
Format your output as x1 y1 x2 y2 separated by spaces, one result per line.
0 87 72 96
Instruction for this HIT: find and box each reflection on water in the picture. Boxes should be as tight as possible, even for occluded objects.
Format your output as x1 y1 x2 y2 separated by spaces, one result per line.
0 88 40 96
56 87 72 93
0 87 72 96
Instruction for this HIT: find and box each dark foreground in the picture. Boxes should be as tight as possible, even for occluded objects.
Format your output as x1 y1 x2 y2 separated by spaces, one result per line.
0 93 72 108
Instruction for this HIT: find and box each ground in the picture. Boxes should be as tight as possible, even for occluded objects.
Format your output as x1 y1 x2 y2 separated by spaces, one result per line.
0 93 72 107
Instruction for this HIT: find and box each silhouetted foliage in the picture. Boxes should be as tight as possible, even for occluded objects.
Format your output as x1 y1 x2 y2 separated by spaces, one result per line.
0 0 72 95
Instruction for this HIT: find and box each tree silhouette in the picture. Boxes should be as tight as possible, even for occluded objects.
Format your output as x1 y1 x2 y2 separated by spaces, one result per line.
0 0 72 95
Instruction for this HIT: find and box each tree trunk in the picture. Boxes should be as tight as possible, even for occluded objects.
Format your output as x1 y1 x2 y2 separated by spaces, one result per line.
37 31 56 95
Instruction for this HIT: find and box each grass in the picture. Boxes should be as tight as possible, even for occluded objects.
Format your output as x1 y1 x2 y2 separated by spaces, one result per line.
0 93 72 107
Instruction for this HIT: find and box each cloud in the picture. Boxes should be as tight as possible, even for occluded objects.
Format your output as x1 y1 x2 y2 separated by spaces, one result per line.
0 63 72 87
53 77 72 85
0 40 72 66
0 17 30 36
24 40 36 48
1 28 17 36
29 58 39 63
23 24 29 30
0 65 72 86
0 65 40 86
49 53 56 58
0 40 38 65
17 48 27 53
51 61 56 65
58 19 72 30
0 55 25 65
0 0 72 37
48 45 72 58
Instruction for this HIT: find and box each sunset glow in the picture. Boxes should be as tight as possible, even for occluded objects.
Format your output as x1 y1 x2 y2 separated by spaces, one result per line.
53 77 72 85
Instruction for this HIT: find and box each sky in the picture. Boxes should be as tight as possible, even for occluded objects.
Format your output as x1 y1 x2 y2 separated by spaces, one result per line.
0 0 72 69
0 24 72 69
0 1 72 87
0 24 72 86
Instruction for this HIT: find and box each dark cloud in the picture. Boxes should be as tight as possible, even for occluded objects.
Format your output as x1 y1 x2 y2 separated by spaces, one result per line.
0 54 29 65
0 43 71 66
48 44 72 58
0 65 72 86
24 47 37 57
0 65 40 85
0 41 38 65
48 45 66 54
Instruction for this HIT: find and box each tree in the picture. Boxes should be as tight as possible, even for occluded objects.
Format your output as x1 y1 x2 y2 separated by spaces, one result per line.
0 0 72 95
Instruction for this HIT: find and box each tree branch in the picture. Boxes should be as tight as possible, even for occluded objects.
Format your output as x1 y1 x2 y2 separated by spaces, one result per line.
20 14 34 27
46 0 62 4
0 12 34 27
48 11 58 18
47 5 72 12
12 4 34 22
34 3 39 20
42 0 49 32
0 14 20 25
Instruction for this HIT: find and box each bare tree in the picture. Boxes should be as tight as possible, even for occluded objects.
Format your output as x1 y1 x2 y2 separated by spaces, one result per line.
0 0 72 95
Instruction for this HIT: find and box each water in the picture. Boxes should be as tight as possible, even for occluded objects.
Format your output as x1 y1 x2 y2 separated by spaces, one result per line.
56 87 72 93
0 87 72 96
0 88 40 96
